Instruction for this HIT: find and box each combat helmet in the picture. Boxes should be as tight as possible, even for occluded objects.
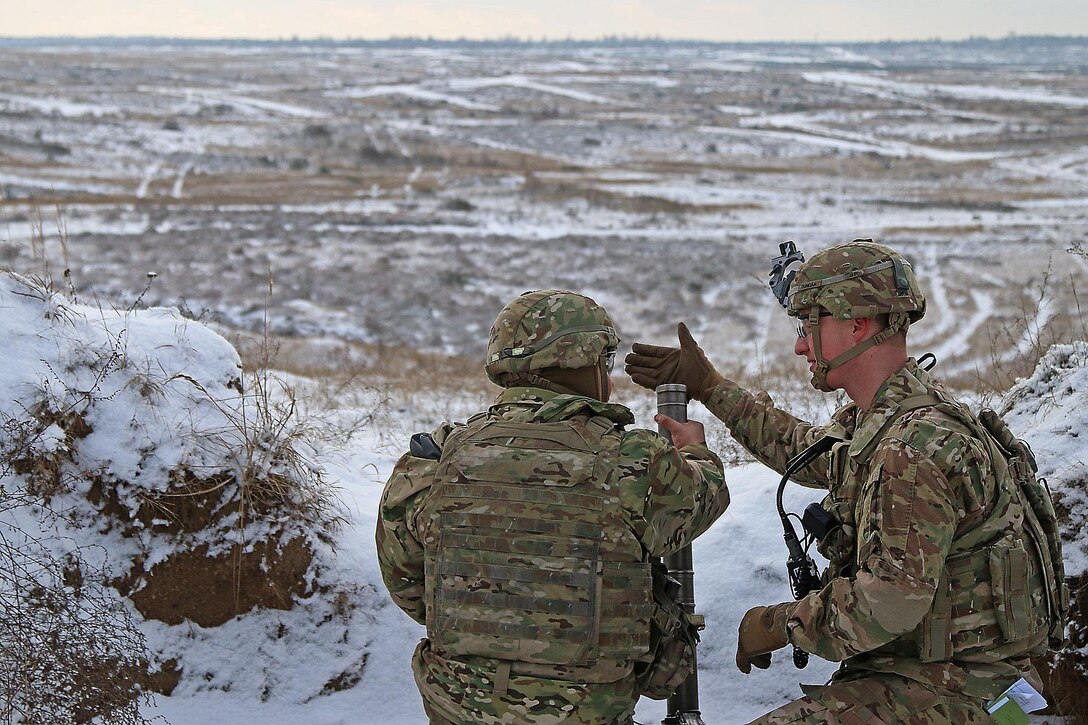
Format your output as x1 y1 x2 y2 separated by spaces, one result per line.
485 290 619 388
785 239 926 391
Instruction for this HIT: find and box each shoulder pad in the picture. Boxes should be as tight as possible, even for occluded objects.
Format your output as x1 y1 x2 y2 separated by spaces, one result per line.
532 394 635 426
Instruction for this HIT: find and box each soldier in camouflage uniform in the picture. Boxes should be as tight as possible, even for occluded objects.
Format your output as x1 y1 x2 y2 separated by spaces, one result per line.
376 290 729 724
626 240 1059 723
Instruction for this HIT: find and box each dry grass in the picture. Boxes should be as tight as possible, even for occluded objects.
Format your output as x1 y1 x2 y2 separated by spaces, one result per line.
227 330 496 408
0 417 154 725
167 304 348 554
969 259 1088 403
0 252 343 718
522 172 762 215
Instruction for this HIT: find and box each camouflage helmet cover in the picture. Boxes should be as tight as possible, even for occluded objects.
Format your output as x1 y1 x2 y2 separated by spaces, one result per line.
787 239 926 324
485 290 619 386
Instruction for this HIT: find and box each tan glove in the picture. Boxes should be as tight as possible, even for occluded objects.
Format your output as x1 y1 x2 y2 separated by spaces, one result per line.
736 603 794 674
624 322 724 401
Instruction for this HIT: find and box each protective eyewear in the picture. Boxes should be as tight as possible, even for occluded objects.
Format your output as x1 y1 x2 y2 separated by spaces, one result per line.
603 349 617 374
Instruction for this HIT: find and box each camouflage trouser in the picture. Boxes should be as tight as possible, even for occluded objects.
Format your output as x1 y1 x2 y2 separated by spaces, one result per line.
412 639 639 725
747 673 992 724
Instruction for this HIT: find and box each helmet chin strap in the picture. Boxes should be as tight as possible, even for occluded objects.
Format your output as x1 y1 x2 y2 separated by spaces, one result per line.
807 309 909 393
596 358 610 402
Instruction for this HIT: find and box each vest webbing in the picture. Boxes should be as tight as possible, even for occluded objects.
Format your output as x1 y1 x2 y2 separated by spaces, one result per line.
852 392 1057 662
422 412 653 668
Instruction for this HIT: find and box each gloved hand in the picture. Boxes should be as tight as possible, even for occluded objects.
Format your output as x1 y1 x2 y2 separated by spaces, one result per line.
624 322 724 401
736 603 794 674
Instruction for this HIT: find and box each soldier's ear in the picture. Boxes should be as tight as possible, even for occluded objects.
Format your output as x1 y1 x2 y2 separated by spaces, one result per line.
851 317 870 341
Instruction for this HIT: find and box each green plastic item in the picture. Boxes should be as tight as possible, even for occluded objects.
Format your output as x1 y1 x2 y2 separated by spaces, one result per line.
986 694 1029 725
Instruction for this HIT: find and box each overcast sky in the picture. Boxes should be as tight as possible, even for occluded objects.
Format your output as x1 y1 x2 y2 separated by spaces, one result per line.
3 0 1087 42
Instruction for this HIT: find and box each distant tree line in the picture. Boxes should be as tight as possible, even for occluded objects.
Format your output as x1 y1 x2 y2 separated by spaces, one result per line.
0 33 1085 51
1 34 1086 71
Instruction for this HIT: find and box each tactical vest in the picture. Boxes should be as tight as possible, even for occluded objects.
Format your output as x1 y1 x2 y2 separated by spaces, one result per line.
418 408 654 668
816 387 1067 665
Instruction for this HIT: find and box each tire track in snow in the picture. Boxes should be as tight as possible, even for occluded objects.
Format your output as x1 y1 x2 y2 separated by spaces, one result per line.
386 127 411 158
404 166 422 194
928 288 994 365
909 245 954 349
172 163 192 199
136 162 161 199
362 125 384 154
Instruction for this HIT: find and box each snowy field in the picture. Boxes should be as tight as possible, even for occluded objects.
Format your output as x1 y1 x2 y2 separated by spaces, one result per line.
1 37 1087 724
146 453 843 725
1 37 1087 389
6 264 1081 724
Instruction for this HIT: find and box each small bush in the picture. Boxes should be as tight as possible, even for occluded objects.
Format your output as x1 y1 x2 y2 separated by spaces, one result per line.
0 479 153 724
442 197 475 212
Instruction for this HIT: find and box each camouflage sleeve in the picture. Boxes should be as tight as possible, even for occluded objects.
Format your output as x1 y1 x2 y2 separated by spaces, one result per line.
785 435 958 660
618 429 729 557
376 428 450 624
701 378 836 487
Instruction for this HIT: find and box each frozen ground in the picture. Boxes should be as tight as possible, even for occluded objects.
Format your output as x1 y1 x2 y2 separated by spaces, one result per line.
0 37 1086 723
1 37 1087 389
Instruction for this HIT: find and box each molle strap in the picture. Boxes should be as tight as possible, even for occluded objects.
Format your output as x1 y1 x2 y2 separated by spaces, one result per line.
792 259 897 294
487 324 615 364
588 563 603 663
584 415 616 440
919 568 954 662
493 660 511 697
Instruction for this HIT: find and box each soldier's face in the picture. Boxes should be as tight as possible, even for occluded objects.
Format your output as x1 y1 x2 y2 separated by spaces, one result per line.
794 316 856 389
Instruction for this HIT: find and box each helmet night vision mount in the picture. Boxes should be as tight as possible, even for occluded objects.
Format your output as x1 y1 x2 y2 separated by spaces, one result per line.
768 240 806 310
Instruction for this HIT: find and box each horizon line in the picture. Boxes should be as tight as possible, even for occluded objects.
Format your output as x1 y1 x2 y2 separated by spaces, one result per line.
2 32 1087 46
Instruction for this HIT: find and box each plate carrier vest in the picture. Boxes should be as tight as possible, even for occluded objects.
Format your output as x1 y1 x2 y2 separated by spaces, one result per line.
419 408 655 668
820 389 1068 664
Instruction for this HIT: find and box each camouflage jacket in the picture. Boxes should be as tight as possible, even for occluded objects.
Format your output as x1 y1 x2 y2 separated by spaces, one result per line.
703 359 1042 700
376 386 727 667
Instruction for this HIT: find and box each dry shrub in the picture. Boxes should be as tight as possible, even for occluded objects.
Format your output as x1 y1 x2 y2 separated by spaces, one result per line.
174 279 346 538
0 241 155 722
0 400 154 724
0 258 344 713
225 331 495 439
0 490 153 724
1037 571 1088 723
970 252 1088 402
144 363 343 623
1034 471 1088 724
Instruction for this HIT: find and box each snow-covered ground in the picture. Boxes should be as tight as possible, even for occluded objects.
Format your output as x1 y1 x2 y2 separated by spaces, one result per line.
2 36 1087 723
140 454 840 725
3 264 1084 724
136 326 1087 725
0 270 836 723
1 37 1087 391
